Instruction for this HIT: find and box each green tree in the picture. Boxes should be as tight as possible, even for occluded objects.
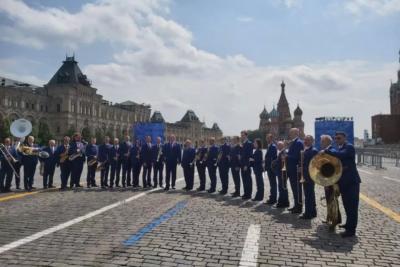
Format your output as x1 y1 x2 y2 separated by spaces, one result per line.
95 128 103 144
81 127 91 141
248 129 266 148
65 125 76 138
37 122 53 145
0 118 11 141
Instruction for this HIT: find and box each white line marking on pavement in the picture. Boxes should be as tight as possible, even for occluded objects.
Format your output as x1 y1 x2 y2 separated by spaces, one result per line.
358 169 373 175
0 177 186 255
383 176 400 183
239 224 261 267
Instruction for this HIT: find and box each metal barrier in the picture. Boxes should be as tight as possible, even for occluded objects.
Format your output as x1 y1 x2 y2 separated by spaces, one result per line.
356 148 400 169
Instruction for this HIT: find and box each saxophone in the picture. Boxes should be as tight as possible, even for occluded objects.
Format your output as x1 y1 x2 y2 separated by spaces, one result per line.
59 145 69 163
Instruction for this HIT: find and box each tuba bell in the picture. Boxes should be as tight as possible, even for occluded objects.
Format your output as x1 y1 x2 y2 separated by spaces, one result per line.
309 152 342 230
308 153 342 187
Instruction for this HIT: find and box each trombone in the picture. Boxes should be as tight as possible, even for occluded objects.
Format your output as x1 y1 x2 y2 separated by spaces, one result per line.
297 150 305 205
0 143 20 179
281 152 288 190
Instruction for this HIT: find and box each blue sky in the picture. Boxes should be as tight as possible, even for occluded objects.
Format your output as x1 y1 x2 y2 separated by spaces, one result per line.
0 0 399 137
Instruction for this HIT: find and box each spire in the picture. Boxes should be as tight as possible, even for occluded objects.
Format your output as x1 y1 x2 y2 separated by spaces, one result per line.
281 80 285 93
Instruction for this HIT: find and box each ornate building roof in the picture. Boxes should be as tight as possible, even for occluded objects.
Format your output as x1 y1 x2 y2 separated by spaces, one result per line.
181 110 200 122
269 106 279 117
259 106 269 119
150 111 165 123
212 123 221 131
277 80 291 120
294 104 303 116
47 55 91 86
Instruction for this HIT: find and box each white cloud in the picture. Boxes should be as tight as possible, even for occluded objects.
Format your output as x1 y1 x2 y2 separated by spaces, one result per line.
345 0 400 16
276 0 302 8
0 0 396 137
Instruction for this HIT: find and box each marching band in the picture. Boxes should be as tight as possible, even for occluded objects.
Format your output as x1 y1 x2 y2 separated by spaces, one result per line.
0 121 361 238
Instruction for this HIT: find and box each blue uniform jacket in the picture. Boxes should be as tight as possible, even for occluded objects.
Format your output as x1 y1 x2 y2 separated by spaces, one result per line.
264 143 277 172
140 143 153 165
152 143 165 163
98 143 111 162
40 146 58 168
325 142 361 187
0 145 15 170
251 149 263 174
85 144 98 162
206 145 219 167
68 141 85 162
21 143 39 166
217 143 230 168
303 146 318 183
119 141 131 162
163 143 182 166
240 140 253 168
129 145 141 165
182 147 196 167
287 138 304 172
109 145 120 161
229 144 241 169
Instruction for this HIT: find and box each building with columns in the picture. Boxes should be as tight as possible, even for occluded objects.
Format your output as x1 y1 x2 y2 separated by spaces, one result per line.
0 56 152 141
150 110 223 144
258 81 305 140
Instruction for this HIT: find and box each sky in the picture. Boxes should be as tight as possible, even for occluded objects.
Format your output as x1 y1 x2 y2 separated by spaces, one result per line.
0 0 399 137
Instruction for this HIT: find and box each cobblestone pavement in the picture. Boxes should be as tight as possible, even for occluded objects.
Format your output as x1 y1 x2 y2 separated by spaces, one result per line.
0 166 399 266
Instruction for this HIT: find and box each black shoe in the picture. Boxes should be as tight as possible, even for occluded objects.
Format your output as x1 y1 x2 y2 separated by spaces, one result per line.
252 198 263 201
231 192 240 197
116 185 121 188
275 202 289 208
290 207 302 214
340 231 355 238
242 195 251 200
76 185 82 188
299 214 316 220
338 224 347 229
207 189 215 193
92 184 98 187
265 199 276 205
172 187 176 190
182 187 188 190
59 188 67 191
87 185 91 189
164 187 170 191
288 206 296 211
196 187 205 192
43 186 48 189
31 186 36 190
219 190 227 195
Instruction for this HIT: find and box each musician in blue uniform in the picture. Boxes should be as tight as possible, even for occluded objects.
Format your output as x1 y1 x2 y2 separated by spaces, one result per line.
12 138 22 190
251 138 264 201
98 136 112 189
130 140 142 188
264 134 278 205
21 136 39 191
0 138 15 192
56 136 71 191
229 136 241 197
324 131 361 238
275 141 289 208
40 140 57 189
141 136 153 188
300 135 318 219
217 138 231 195
164 135 181 191
85 137 98 188
110 138 121 188
120 135 132 187
181 139 196 191
68 133 86 188
206 137 219 193
152 136 164 188
286 128 304 214
240 131 253 200
196 139 207 191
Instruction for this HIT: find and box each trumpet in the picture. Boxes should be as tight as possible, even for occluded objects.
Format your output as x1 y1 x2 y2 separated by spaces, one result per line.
18 144 49 158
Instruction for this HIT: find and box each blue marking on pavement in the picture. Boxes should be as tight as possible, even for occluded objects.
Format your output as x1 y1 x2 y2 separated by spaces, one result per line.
123 201 188 246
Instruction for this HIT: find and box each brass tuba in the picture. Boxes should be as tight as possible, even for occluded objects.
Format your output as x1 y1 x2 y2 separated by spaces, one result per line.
309 153 342 230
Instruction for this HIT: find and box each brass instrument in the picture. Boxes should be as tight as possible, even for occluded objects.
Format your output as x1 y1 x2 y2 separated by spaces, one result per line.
18 144 49 158
69 152 82 161
299 150 305 183
297 150 305 205
309 153 343 230
88 158 97 166
96 161 105 171
281 152 288 190
59 146 69 163
0 144 20 179
156 145 163 162
215 150 222 167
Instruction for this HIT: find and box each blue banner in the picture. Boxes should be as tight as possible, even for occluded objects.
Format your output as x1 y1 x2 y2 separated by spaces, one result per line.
133 123 165 145
314 119 354 149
